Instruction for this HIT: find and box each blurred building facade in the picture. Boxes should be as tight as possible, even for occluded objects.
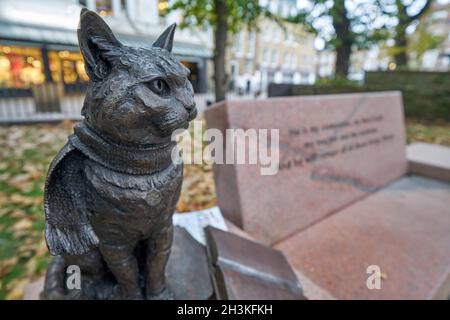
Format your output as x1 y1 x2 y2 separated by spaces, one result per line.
316 50 335 79
317 46 398 82
0 0 212 93
418 1 450 71
227 1 317 94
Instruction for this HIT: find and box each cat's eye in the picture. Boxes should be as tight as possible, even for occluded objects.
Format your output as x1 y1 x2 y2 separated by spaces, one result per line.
146 78 169 95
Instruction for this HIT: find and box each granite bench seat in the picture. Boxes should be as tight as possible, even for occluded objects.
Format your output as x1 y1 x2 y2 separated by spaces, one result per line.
276 174 450 299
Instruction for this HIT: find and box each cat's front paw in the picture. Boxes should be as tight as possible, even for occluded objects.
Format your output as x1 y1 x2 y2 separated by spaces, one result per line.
146 287 174 300
119 288 144 300
123 292 145 300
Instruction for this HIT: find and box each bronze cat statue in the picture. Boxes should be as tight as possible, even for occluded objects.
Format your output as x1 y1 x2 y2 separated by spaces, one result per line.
42 8 197 300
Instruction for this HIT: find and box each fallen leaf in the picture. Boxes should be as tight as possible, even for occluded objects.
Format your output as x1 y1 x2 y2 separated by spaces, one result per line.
11 219 33 232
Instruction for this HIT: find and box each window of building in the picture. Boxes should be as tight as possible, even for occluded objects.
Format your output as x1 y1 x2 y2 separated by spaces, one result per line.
293 72 301 84
248 32 256 56
291 55 297 69
289 33 295 44
230 63 237 77
264 27 272 42
283 72 292 83
245 59 253 74
235 32 244 56
263 48 269 64
272 49 278 65
430 10 447 21
300 72 309 84
273 28 280 43
300 54 307 66
121 0 127 11
274 70 283 83
283 53 290 67
96 0 113 17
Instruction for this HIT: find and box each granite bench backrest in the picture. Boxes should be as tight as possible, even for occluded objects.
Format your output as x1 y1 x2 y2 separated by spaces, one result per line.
205 92 408 245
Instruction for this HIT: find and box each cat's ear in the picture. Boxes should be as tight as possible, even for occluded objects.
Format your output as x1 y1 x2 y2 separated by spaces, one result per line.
77 8 122 81
153 23 176 52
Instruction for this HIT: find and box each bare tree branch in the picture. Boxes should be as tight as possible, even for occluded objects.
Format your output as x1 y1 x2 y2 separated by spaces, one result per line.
408 0 434 22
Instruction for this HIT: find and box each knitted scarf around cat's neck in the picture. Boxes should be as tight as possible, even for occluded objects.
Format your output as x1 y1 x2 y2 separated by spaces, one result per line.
69 121 177 175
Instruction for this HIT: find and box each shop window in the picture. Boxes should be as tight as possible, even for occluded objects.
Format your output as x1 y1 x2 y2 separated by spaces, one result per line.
0 45 90 88
0 45 45 88
180 61 198 83
48 50 89 85
180 60 207 93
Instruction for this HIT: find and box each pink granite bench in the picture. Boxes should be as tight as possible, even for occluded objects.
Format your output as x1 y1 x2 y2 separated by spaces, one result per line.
205 92 450 299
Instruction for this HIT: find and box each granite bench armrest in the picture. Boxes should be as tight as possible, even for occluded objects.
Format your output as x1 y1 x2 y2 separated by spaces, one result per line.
407 143 450 183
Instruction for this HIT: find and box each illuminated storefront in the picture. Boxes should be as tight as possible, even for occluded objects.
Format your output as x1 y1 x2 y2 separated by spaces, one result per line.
48 50 89 84
0 39 208 94
0 45 45 88
0 45 89 89
0 0 211 94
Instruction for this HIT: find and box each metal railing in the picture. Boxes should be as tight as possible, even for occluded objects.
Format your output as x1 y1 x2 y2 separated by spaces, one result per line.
0 84 258 124
0 83 86 124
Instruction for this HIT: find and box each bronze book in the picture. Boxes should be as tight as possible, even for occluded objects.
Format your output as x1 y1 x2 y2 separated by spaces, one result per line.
204 226 305 300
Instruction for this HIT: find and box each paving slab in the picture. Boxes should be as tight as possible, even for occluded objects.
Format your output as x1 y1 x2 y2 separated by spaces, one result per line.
275 175 450 299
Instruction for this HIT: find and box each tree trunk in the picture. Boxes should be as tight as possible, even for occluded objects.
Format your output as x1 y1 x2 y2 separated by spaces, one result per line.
394 22 408 67
332 1 351 78
335 43 351 78
393 0 433 68
213 0 228 102
394 1 409 68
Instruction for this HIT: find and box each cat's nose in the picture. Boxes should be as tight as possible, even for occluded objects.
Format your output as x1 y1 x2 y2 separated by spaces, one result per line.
185 102 196 112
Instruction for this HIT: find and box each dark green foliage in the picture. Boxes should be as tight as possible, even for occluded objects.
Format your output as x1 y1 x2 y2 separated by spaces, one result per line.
365 71 450 121
272 72 450 121
167 0 273 33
